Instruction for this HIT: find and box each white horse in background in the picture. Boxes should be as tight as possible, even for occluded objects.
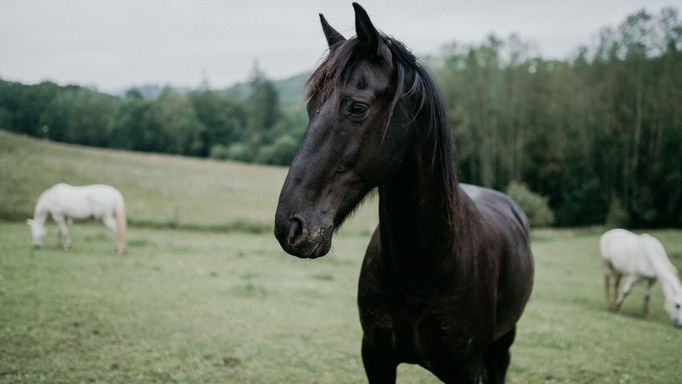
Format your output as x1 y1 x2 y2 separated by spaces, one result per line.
600 228 682 328
27 183 127 254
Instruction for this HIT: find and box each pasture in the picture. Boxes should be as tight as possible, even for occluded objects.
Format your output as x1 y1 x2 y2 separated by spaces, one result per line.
1 131 682 383
2 225 682 383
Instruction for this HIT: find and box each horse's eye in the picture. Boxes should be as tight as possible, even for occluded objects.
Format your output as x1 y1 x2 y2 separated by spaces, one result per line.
348 102 368 117
676 303 681 309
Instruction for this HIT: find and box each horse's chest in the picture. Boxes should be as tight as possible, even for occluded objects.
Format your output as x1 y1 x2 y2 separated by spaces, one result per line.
361 291 480 364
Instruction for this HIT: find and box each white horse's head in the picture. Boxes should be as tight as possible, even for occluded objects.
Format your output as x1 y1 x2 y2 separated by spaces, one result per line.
26 218 47 247
665 287 682 328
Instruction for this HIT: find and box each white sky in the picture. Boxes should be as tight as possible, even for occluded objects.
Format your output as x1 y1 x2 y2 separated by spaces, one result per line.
1 0 679 93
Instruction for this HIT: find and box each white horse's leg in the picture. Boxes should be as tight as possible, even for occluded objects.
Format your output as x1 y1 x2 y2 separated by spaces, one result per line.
604 261 618 308
642 278 656 319
613 274 639 311
52 213 71 251
102 214 118 251
611 273 622 310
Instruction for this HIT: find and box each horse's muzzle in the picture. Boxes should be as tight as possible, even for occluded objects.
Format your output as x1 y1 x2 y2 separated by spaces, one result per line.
274 214 333 259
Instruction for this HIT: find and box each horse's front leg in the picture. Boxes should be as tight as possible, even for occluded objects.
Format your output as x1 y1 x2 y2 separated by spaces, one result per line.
642 278 656 319
361 331 397 384
51 214 71 251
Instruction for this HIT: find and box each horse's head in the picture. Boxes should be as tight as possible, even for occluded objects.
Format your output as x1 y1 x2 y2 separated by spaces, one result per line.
665 288 682 328
275 3 427 258
26 218 46 248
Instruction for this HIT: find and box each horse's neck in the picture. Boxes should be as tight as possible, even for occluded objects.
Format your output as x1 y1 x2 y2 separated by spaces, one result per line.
378 127 465 271
659 275 681 302
654 263 681 300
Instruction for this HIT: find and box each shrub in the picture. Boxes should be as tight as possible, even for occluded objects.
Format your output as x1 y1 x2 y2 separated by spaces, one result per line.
209 143 250 162
255 135 298 165
505 181 555 227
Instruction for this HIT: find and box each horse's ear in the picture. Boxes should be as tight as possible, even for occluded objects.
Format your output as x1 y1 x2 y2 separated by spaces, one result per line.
319 14 345 51
26 218 33 225
353 3 379 57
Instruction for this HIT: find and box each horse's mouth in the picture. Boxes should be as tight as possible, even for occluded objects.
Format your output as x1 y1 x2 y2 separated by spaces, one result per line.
275 225 333 259
283 233 332 259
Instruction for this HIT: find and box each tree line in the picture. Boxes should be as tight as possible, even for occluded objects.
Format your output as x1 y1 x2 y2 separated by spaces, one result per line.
431 7 681 227
0 66 306 166
0 8 680 227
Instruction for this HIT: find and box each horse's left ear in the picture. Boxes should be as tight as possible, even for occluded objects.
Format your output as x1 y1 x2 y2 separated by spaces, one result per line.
319 14 345 51
26 218 33 225
353 3 380 58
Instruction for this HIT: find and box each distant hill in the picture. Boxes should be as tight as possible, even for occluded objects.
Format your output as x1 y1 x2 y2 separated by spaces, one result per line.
222 71 309 107
115 84 194 100
0 130 376 233
121 72 310 107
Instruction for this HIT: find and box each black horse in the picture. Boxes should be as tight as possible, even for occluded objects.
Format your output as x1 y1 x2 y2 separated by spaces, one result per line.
274 3 534 383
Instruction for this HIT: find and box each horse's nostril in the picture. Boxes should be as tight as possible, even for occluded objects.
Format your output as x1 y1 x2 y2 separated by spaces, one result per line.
287 216 305 246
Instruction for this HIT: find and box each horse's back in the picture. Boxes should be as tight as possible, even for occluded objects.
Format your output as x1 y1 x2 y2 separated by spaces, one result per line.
40 183 123 219
600 229 656 277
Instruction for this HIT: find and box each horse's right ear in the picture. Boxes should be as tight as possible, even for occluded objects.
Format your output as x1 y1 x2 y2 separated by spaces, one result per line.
26 219 33 225
353 3 379 58
319 13 345 51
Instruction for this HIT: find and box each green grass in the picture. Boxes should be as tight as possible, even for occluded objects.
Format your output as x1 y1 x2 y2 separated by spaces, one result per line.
1 224 681 383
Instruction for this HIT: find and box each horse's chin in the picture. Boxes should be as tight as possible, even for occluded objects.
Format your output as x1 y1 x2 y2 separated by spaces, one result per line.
284 233 333 259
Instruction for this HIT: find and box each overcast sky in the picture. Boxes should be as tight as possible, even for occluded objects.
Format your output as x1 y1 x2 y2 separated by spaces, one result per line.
1 0 679 93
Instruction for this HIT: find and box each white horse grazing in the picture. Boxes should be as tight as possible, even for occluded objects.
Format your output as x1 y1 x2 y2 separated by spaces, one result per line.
600 228 682 328
27 183 127 253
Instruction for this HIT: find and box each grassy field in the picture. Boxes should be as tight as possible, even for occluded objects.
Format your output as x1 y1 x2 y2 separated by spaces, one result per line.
1 224 681 383
2 131 682 383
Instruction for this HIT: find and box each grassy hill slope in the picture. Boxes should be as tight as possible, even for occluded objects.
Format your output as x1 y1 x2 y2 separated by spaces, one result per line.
0 130 377 233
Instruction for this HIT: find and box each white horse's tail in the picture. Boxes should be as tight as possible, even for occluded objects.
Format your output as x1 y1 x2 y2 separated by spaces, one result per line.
114 197 127 253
